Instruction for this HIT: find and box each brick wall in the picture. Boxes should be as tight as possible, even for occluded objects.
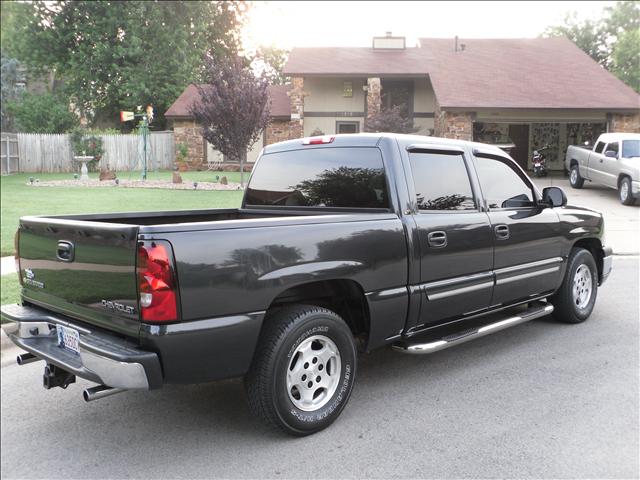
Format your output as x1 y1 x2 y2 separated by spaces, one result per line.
609 113 640 133
434 104 474 140
266 119 299 145
288 77 305 139
173 119 205 169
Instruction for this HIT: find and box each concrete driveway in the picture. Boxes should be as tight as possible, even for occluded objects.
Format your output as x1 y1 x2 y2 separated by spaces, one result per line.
533 174 639 255
1 257 638 479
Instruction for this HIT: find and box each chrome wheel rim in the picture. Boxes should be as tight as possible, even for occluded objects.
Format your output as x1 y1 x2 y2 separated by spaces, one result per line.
572 264 593 309
620 182 629 202
286 334 341 412
570 168 578 185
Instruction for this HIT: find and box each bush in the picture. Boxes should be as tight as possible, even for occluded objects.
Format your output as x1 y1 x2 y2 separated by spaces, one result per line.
364 105 418 134
69 127 105 171
6 92 78 133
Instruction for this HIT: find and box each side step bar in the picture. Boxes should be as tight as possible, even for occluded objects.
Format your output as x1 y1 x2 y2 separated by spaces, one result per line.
393 303 554 355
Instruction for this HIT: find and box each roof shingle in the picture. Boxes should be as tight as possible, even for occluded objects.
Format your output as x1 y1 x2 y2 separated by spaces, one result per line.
165 84 291 119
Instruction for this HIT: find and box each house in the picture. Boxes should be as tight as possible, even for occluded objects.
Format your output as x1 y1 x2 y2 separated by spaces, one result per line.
165 84 293 169
166 34 639 171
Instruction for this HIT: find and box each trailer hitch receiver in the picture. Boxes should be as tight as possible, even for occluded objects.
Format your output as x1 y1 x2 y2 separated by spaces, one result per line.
43 363 76 389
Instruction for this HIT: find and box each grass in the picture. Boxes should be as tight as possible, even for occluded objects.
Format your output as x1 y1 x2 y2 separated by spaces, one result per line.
1 171 246 256
1 273 21 307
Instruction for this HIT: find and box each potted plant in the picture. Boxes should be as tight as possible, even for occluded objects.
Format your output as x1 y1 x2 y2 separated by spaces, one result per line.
176 143 189 172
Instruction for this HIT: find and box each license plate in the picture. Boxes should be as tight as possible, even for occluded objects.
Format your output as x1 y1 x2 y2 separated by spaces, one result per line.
57 325 80 354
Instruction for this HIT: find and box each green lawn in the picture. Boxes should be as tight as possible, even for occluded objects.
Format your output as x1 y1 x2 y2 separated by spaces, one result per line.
1 171 245 256
1 273 21 306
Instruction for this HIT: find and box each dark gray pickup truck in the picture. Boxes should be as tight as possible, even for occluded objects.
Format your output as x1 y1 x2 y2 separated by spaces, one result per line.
2 133 612 435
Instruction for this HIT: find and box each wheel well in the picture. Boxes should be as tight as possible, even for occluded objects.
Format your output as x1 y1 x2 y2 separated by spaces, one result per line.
570 159 578 168
573 238 604 281
617 173 630 187
266 280 370 339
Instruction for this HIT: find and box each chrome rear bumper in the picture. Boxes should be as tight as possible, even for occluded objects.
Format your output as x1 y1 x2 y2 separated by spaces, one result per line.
1 304 162 390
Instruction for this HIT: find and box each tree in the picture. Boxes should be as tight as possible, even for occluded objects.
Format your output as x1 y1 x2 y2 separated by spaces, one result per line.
255 46 290 85
9 1 248 128
543 1 640 91
364 105 419 134
1 54 22 131
190 56 271 187
612 28 640 92
7 92 78 133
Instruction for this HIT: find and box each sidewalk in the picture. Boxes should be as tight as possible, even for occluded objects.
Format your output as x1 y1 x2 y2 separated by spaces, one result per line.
1 256 15 276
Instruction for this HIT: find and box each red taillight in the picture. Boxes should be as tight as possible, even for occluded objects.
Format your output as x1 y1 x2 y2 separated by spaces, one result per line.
137 241 178 323
302 135 335 145
14 230 22 285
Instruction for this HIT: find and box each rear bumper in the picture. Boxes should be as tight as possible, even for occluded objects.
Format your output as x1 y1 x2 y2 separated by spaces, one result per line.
600 246 613 285
1 304 162 389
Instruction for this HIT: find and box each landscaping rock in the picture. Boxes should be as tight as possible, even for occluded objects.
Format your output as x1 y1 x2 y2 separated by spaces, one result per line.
220 176 228 185
99 170 117 181
172 172 183 184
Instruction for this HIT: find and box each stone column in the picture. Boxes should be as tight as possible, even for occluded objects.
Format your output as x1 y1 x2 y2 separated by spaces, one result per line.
434 102 474 141
173 119 205 170
288 77 305 138
609 113 640 133
366 77 382 121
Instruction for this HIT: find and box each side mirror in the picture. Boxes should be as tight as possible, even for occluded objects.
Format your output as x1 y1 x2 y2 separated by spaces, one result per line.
542 186 567 208
604 150 618 158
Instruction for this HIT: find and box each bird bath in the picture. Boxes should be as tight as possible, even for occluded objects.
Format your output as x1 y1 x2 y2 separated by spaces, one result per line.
74 156 94 181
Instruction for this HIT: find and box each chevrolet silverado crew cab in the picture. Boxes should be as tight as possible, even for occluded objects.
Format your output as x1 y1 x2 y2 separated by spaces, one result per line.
2 133 612 436
566 132 640 205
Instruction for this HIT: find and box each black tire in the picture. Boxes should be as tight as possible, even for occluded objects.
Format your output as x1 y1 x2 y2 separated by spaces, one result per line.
569 164 584 189
245 305 357 436
619 176 636 206
550 248 598 324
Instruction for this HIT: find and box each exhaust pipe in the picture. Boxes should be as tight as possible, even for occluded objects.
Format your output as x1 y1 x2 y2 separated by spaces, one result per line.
83 385 126 402
17 353 41 365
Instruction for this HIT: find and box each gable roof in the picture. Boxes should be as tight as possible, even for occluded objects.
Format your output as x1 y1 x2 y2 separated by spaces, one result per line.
282 37 639 111
283 47 428 76
165 84 291 119
420 37 639 110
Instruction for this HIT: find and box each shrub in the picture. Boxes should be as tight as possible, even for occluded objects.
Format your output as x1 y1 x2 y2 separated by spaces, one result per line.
7 92 78 133
69 127 105 171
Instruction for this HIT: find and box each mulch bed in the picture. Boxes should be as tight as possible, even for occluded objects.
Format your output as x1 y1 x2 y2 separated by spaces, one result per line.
26 179 243 191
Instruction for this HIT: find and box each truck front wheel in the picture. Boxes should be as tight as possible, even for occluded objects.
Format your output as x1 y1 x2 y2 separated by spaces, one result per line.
619 177 636 205
549 248 598 324
569 164 584 189
245 305 357 436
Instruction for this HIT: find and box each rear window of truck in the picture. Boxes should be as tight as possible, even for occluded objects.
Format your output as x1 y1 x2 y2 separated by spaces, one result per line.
245 147 390 209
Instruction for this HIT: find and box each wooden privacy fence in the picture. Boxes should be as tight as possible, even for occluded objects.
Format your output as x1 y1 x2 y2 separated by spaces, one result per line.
11 131 174 173
1 133 20 174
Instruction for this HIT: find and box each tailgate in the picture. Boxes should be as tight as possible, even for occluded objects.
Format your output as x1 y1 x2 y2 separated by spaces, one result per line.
18 217 140 337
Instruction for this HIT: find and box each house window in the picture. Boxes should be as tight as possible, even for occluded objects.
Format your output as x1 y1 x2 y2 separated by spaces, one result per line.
343 81 353 97
336 121 359 134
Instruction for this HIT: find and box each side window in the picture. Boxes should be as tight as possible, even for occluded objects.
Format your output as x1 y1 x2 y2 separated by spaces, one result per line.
408 152 476 211
606 142 619 155
594 141 606 154
475 156 535 209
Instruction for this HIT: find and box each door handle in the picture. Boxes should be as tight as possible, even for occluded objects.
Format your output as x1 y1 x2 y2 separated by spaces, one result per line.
427 231 447 248
494 224 510 240
56 241 75 262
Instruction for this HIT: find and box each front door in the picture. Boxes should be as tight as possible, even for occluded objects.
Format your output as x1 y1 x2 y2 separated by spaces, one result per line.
508 124 530 170
472 152 564 306
407 147 494 328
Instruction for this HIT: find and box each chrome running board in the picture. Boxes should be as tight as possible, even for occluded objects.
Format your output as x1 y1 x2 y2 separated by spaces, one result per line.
392 303 554 355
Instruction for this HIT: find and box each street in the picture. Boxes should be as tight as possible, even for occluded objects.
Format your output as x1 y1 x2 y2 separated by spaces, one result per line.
1 257 638 479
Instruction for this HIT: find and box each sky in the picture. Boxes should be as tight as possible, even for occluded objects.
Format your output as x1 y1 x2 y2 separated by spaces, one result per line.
243 1 616 50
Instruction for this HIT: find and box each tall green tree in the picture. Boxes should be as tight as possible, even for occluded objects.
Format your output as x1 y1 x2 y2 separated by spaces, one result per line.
543 1 640 92
10 1 248 128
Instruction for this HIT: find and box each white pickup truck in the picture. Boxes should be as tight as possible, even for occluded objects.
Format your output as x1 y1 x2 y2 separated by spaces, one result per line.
566 133 640 205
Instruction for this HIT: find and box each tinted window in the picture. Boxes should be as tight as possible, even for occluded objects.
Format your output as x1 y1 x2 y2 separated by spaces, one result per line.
594 141 606 154
622 140 640 158
245 147 389 209
409 152 476 211
606 142 619 155
475 156 535 209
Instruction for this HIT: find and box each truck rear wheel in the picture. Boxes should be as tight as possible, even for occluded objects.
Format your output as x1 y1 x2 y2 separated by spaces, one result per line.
245 305 357 436
569 164 584 189
549 248 598 324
